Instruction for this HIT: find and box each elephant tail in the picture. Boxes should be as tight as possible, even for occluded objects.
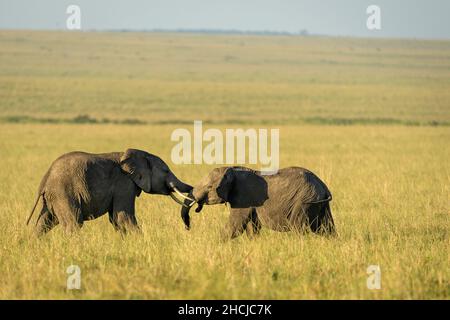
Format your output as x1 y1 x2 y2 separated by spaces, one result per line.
305 194 332 204
26 192 43 225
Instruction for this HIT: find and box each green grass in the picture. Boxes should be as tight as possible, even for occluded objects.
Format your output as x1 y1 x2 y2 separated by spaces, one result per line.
1 31 450 125
0 31 449 299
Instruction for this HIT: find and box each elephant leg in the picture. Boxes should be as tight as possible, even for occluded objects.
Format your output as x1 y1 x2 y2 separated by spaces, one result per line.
318 203 337 236
308 204 322 233
52 198 83 234
109 210 139 235
109 195 139 235
286 202 309 234
304 202 336 235
245 208 261 238
223 208 252 240
296 203 322 234
35 207 58 237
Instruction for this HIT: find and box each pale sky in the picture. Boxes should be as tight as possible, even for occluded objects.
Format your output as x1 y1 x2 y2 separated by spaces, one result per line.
1 0 449 39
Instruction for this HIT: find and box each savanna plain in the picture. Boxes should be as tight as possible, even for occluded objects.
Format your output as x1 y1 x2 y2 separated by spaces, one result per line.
0 31 448 299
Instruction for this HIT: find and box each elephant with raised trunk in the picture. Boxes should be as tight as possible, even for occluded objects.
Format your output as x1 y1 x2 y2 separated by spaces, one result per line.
27 149 194 236
181 166 336 239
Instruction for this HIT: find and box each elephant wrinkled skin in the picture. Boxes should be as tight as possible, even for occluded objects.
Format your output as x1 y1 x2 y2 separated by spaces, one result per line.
27 149 192 236
181 166 336 239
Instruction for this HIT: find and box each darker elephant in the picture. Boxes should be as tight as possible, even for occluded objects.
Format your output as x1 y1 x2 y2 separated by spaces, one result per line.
27 149 193 236
181 166 336 239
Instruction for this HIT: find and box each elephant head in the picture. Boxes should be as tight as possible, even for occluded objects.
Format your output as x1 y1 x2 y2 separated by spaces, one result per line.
180 167 268 230
120 149 194 203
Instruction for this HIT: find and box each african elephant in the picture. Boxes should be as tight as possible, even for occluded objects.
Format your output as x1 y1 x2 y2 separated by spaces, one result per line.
26 149 194 236
181 166 336 239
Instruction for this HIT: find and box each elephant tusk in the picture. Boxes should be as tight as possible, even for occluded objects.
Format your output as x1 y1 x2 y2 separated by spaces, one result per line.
170 184 196 202
188 199 197 207
169 192 191 208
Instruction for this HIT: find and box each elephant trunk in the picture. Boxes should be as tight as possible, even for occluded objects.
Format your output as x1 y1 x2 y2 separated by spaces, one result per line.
166 173 197 218
166 173 193 193
180 192 193 230
180 191 204 230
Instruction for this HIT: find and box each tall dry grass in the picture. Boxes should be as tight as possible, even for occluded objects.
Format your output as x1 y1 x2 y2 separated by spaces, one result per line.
0 31 448 299
0 124 448 299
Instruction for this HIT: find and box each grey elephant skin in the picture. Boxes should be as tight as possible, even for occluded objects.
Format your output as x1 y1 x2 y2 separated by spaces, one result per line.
27 149 192 236
181 166 336 239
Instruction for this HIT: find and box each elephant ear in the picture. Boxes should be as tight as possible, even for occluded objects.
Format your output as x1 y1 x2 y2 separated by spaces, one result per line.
120 149 152 193
216 168 235 202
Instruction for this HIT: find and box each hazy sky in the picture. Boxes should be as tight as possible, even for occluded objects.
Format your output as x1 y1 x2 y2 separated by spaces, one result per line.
1 0 449 39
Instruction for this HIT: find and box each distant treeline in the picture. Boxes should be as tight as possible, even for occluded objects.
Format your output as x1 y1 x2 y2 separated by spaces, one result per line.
2 114 448 127
98 28 311 36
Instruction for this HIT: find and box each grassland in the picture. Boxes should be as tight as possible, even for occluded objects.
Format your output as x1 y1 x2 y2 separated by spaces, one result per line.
0 31 449 299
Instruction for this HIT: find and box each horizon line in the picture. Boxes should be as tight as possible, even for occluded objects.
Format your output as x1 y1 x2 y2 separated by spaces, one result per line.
1 28 450 42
